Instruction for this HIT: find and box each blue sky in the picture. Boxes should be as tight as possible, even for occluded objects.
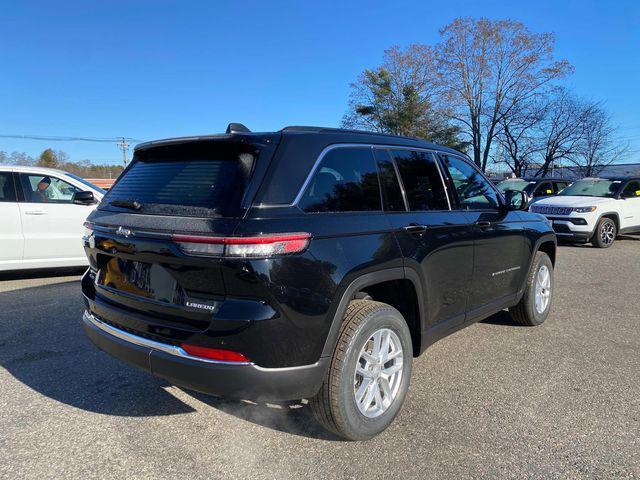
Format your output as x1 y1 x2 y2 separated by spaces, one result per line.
1 0 639 164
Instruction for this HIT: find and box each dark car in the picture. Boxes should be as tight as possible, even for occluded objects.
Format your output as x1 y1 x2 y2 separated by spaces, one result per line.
81 124 557 440
496 178 571 203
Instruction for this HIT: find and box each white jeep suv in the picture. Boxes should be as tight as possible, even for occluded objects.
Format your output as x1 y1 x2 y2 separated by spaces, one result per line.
529 177 640 248
0 165 105 271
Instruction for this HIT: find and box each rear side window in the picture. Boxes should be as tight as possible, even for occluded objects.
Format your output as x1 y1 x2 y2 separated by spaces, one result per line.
533 182 553 197
298 147 382 213
105 141 261 217
622 180 640 198
391 150 448 211
374 149 406 212
0 172 16 202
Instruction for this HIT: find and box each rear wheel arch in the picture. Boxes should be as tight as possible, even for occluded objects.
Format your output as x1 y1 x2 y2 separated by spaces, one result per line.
321 268 424 359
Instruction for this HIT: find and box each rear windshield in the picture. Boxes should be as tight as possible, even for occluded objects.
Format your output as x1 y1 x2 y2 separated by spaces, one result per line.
103 140 266 217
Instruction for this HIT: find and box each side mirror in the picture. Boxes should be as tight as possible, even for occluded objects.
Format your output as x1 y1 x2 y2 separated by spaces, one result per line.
72 190 96 205
504 189 529 211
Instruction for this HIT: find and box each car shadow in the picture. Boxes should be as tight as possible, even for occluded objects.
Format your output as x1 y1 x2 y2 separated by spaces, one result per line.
0 266 88 281
557 234 640 248
0 279 339 439
0 280 195 417
556 241 592 249
480 310 527 327
618 234 640 242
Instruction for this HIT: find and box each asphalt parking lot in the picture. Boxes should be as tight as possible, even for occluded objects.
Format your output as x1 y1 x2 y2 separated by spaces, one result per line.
1 239 639 479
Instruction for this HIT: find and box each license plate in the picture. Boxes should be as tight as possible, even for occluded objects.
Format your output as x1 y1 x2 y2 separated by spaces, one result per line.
97 258 177 302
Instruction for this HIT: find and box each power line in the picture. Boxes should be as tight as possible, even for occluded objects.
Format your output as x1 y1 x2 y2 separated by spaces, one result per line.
0 134 144 143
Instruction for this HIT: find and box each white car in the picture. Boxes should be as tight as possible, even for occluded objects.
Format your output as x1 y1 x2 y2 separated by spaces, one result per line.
0 165 105 271
529 177 640 248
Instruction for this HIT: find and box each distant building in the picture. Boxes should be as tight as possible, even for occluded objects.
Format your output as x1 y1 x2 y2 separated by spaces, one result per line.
546 163 640 180
86 178 115 189
488 163 640 180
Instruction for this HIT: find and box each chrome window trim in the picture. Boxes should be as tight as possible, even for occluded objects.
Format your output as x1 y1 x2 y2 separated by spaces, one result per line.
290 143 454 211
83 310 254 366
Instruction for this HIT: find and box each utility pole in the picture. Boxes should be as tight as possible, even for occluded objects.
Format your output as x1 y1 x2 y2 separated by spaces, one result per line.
117 137 130 166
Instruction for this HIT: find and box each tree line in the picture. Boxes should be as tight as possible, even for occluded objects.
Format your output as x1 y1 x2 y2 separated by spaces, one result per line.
343 17 629 177
0 148 124 178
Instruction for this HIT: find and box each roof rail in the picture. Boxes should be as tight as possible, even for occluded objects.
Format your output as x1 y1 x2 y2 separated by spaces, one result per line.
280 125 422 142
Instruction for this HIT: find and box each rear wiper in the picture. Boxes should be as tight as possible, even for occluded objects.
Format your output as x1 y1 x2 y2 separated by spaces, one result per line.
110 199 142 210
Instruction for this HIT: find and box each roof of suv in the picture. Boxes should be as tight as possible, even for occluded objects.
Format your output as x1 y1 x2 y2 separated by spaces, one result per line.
134 125 465 157
0 165 76 176
131 124 472 206
593 176 640 181
498 177 568 183
521 177 568 182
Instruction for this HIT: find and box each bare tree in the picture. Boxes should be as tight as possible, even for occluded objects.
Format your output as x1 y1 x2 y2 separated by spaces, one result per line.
8 151 35 166
496 99 547 176
569 103 629 177
534 89 592 177
436 18 572 171
342 45 464 149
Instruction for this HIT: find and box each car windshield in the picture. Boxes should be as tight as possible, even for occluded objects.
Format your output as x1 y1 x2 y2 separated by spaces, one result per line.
558 179 621 198
496 179 531 193
65 173 107 194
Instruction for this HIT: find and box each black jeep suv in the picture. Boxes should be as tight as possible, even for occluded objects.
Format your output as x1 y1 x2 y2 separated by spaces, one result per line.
81 124 556 440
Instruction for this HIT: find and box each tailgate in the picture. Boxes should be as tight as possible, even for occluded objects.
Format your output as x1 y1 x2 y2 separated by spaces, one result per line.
85 221 232 336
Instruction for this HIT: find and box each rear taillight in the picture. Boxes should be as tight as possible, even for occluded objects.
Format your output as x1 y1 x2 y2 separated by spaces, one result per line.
181 344 251 363
82 222 94 244
172 232 311 258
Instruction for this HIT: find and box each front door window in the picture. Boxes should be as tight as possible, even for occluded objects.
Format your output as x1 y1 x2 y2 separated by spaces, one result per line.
440 155 499 210
20 174 81 204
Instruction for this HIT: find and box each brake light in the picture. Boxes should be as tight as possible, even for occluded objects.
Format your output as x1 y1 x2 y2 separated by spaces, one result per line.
181 344 250 363
172 232 311 257
82 222 94 243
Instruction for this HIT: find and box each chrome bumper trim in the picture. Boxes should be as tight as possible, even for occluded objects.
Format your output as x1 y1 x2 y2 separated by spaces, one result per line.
83 310 253 366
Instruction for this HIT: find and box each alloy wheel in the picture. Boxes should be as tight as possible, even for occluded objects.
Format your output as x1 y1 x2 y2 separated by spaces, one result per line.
600 221 615 246
353 328 404 418
534 264 551 314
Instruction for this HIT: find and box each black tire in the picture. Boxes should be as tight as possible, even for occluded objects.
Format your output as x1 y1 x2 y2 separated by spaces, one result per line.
310 300 413 441
592 217 617 248
509 251 554 326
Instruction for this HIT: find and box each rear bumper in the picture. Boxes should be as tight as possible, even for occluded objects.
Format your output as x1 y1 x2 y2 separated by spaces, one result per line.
83 311 328 401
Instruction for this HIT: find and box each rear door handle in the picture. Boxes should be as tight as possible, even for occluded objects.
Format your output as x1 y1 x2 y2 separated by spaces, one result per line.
474 220 492 228
24 210 46 215
403 224 428 234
